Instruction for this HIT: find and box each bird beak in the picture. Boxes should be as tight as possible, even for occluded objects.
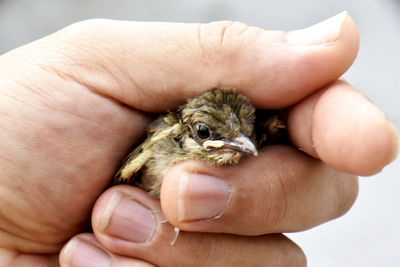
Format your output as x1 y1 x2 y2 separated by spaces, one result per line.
203 133 258 156
226 134 258 156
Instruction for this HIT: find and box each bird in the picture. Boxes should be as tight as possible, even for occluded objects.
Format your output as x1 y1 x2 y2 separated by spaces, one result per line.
113 88 287 197
112 88 287 245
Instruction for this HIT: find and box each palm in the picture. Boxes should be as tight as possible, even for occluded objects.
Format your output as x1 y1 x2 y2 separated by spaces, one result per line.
0 76 146 256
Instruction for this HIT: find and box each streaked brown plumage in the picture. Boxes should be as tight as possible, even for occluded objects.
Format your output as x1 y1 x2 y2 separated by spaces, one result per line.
113 88 287 197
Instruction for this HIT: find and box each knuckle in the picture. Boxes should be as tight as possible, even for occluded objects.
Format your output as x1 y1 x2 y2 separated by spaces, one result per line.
62 18 114 36
236 171 290 233
231 160 294 234
54 18 115 56
192 20 260 65
40 19 123 90
261 175 290 229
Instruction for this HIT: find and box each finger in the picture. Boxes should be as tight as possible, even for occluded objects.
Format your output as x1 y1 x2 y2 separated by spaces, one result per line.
288 80 399 176
0 248 58 267
91 186 306 267
160 146 358 235
1 12 359 111
60 234 155 267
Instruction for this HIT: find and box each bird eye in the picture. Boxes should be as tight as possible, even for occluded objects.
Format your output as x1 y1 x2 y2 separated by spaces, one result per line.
194 123 211 140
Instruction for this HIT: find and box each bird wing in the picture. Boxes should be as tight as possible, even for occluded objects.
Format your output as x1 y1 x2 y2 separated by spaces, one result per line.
112 141 152 185
112 112 182 185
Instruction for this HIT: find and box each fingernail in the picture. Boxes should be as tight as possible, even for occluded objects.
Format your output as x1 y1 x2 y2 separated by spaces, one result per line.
64 237 111 267
100 192 156 243
178 171 232 222
286 11 348 45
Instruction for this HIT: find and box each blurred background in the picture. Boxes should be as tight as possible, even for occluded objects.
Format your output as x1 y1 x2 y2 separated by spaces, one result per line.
0 0 398 266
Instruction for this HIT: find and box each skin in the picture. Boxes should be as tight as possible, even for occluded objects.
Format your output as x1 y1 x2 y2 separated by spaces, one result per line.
0 13 397 266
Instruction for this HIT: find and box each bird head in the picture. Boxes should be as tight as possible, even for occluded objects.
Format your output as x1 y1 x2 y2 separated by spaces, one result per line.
180 89 257 165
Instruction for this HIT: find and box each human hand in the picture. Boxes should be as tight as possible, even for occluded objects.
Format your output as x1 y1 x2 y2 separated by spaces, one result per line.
0 11 397 266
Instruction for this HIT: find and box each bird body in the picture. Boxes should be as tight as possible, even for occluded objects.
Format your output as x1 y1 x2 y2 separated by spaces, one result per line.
114 88 285 197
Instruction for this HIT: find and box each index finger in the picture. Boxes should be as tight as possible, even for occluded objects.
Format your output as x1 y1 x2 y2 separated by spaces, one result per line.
288 80 398 175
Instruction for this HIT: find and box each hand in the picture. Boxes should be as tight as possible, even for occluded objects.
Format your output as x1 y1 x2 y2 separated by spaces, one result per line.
0 12 397 266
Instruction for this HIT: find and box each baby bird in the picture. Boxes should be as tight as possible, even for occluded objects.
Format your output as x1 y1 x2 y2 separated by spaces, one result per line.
113 88 286 245
113 88 286 197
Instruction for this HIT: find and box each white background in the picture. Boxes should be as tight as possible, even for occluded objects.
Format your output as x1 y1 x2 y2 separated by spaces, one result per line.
0 0 398 266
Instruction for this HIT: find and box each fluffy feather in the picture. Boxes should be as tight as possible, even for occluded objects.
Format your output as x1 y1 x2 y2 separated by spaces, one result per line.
113 88 286 197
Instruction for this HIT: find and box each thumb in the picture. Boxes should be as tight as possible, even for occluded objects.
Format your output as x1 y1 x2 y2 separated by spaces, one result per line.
1 12 359 111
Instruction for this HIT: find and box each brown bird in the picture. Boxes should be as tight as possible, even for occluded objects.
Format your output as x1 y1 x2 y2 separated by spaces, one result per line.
113 88 286 245
113 88 287 197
